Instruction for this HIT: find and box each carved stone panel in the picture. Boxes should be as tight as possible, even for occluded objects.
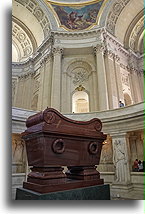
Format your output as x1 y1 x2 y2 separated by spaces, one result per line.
12 133 26 173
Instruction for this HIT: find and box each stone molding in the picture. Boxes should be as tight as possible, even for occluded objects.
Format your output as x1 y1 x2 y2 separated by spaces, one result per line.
12 102 144 135
12 29 143 77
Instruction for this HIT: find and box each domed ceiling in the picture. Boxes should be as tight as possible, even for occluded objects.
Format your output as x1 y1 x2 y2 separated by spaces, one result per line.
45 0 106 31
12 0 144 63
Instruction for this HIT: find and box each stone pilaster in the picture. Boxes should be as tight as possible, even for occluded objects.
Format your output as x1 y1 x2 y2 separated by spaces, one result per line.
94 44 109 111
51 47 63 111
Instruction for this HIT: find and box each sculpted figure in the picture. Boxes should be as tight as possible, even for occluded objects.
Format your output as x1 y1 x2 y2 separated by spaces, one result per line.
113 140 126 182
13 139 24 163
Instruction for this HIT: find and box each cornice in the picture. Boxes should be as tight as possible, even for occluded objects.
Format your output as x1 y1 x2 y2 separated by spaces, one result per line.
52 28 103 38
12 28 143 74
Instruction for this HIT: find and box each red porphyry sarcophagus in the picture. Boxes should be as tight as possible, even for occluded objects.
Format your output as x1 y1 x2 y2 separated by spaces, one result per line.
22 108 106 194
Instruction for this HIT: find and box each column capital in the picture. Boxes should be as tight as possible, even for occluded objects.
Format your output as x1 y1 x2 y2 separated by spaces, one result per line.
44 53 53 63
52 47 63 56
93 43 106 56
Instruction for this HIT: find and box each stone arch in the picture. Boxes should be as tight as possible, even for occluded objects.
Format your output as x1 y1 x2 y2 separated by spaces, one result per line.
72 90 89 113
12 16 38 62
124 10 144 54
113 0 143 44
105 0 131 35
124 93 132 106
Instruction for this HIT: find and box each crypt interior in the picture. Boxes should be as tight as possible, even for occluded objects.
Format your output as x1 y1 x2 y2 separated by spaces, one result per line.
12 0 144 199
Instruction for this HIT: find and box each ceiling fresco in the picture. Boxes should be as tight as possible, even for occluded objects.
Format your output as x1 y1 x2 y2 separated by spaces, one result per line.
46 0 105 31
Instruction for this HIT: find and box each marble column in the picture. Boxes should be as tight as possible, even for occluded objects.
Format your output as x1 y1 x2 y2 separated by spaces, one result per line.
51 47 63 111
92 70 99 111
23 74 34 109
129 70 142 103
114 56 124 103
15 76 27 108
138 71 144 101
41 54 53 109
37 58 46 110
104 51 119 109
61 71 70 113
111 133 131 184
94 44 109 111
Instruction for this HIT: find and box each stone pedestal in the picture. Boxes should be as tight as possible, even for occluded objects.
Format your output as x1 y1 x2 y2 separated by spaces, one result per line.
16 184 110 200
111 183 133 199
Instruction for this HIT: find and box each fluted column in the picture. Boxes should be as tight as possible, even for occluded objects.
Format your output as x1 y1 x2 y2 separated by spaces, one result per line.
51 47 63 111
61 71 69 113
42 54 53 109
92 70 99 111
114 55 124 103
138 71 144 100
112 133 131 184
104 50 119 109
129 70 143 103
94 44 109 111
37 58 46 110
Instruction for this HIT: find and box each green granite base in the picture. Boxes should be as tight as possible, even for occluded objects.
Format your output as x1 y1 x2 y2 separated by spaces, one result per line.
16 184 110 200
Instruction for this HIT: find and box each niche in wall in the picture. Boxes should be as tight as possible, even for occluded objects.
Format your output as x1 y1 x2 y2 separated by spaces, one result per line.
72 90 89 113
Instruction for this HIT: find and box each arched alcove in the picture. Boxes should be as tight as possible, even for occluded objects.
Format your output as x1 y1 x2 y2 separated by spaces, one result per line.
124 93 132 106
72 91 89 113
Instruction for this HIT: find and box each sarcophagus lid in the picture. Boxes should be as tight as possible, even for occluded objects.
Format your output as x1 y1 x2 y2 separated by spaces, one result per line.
24 107 106 139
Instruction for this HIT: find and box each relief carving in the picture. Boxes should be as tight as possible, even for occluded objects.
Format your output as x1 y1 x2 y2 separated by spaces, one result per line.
100 139 113 163
72 68 89 85
12 138 25 163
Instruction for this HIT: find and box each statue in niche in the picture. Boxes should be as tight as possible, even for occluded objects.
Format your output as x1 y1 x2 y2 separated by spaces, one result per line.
113 140 127 182
12 139 24 163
